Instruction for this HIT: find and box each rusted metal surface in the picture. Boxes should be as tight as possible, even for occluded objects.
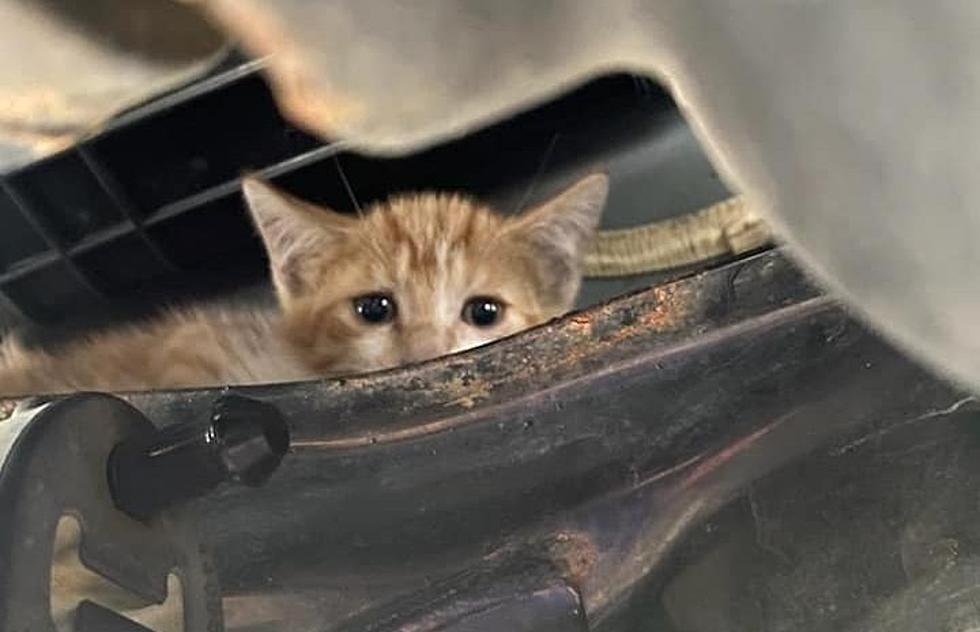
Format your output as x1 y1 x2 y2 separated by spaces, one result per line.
545 531 599 585
118 249 976 629
129 252 709 447
2 249 976 629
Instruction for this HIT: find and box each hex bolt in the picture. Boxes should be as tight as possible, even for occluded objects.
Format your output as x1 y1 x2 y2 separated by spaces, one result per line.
108 395 290 522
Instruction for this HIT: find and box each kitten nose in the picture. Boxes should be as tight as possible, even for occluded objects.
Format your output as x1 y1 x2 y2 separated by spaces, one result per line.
403 330 453 364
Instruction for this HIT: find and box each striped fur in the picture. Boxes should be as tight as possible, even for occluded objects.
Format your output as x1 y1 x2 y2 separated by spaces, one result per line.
0 173 607 395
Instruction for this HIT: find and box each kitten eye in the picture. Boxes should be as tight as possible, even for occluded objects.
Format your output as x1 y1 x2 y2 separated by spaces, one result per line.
463 297 503 327
354 293 396 324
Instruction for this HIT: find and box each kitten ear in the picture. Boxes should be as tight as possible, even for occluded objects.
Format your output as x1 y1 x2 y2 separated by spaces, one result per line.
511 172 609 310
242 176 354 303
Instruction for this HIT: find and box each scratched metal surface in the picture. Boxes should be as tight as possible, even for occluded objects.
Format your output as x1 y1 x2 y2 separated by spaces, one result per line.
121 250 977 630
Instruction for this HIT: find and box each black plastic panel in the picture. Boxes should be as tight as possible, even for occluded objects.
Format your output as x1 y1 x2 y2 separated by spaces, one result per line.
73 233 173 297
6 152 124 247
0 62 708 330
92 72 321 212
0 186 47 272
1 259 100 322
146 194 265 271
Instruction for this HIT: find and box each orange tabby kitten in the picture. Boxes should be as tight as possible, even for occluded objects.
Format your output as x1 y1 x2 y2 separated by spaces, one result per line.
0 173 608 395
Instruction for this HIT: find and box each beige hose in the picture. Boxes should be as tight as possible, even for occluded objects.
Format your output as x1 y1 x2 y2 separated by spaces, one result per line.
584 195 772 278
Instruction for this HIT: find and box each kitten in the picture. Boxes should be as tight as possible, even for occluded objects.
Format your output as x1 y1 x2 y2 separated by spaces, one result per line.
0 173 608 395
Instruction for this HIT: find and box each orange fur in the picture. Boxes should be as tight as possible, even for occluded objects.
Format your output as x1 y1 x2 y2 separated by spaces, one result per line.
0 173 608 395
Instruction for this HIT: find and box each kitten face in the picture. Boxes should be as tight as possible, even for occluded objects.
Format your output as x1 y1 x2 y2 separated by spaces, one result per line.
242 173 608 375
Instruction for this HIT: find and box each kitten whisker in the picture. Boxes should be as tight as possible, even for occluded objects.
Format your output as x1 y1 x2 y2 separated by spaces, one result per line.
333 154 363 217
0 172 607 395
512 132 561 215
